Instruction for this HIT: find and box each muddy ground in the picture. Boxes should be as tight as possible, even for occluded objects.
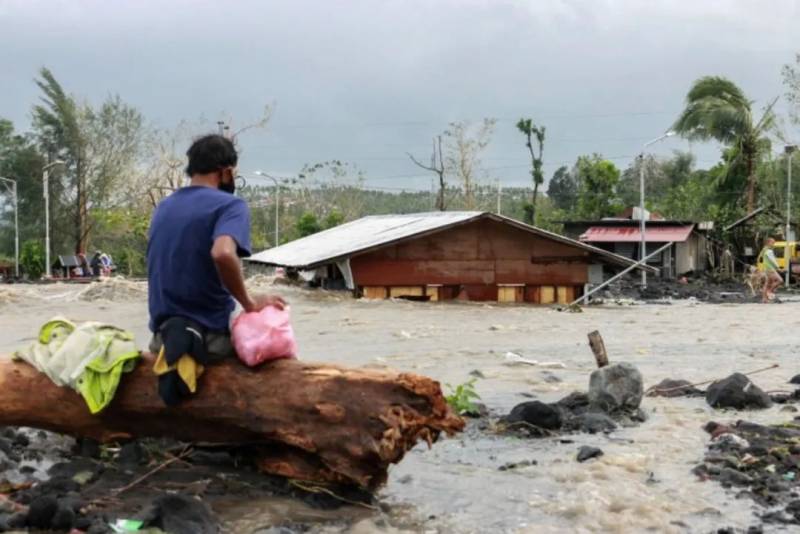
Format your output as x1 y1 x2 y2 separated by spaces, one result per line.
2 278 800 533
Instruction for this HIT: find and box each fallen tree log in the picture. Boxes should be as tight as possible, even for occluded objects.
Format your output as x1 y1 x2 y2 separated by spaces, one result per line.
0 356 463 490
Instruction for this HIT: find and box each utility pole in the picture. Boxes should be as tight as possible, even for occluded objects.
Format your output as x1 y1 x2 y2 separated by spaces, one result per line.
0 177 18 278
254 171 281 247
42 160 66 278
786 144 797 287
496 178 502 215
639 131 675 288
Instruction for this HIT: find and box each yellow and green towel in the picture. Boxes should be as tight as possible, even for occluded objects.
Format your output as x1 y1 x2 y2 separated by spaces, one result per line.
14 317 140 414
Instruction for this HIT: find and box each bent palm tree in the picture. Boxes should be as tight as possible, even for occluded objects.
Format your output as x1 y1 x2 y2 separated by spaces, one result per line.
672 76 776 213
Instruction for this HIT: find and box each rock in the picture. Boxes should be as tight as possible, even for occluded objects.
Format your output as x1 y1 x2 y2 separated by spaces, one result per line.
7 511 27 529
140 494 218 534
12 432 29 448
576 446 604 463
505 401 563 430
789 374 800 385
27 495 58 529
117 441 145 466
498 459 537 471
588 363 644 413
565 412 617 434
553 391 590 415
75 437 101 458
706 373 772 410
718 467 753 487
51 505 76 530
648 378 704 397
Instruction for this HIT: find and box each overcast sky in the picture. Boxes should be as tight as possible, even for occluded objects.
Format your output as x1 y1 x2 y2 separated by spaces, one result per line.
1 0 798 192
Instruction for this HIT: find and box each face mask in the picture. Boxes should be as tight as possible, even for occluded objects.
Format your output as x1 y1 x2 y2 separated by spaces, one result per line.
218 169 236 194
218 179 235 194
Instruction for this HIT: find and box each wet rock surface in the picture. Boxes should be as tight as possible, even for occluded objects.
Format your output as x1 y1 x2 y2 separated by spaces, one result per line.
706 373 772 410
694 420 800 525
0 426 372 533
588 363 644 413
576 446 603 463
503 363 646 438
647 378 705 398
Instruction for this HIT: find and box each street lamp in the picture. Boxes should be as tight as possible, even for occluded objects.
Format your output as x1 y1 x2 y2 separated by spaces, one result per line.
0 176 18 278
639 131 675 288
43 160 66 278
253 171 281 247
786 144 797 287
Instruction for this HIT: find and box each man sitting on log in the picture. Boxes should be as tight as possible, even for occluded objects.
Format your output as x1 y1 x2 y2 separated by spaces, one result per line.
146 134 284 363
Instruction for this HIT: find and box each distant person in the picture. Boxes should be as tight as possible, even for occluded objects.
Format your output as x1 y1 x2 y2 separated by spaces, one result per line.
760 237 783 303
90 251 103 277
146 134 284 360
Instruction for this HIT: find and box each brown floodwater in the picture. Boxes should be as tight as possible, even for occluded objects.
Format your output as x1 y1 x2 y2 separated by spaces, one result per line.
1 280 798 533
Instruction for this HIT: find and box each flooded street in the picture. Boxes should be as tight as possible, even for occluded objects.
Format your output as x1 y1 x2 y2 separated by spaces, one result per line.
1 281 798 533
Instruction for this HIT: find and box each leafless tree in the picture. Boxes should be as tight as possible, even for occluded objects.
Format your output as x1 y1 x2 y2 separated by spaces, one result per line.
443 119 495 210
407 136 447 211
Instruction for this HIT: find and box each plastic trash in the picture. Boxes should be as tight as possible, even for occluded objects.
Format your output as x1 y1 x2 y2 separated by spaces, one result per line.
231 305 298 367
503 352 566 369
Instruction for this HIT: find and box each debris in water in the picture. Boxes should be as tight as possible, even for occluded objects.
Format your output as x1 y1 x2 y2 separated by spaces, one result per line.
77 277 147 302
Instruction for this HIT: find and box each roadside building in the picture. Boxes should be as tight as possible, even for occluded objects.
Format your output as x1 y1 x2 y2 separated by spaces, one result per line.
247 211 653 303
562 209 712 278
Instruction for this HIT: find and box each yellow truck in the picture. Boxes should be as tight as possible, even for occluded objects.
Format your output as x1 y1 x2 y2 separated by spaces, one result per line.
757 241 800 275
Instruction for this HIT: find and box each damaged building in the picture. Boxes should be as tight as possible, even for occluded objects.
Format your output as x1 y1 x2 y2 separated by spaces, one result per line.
246 211 652 304
562 209 713 278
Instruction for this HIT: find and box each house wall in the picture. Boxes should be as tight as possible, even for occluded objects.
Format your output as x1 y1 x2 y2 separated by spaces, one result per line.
676 234 708 275
349 219 591 302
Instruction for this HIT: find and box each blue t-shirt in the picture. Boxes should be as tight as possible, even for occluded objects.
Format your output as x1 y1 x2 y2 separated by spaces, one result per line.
147 186 251 333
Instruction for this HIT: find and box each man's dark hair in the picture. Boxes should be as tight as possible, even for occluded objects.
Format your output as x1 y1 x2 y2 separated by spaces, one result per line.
185 134 238 176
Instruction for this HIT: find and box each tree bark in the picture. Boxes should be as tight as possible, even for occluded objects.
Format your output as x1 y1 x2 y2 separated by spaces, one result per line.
0 356 463 490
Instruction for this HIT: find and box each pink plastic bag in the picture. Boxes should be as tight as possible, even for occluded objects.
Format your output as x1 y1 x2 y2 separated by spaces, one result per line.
231 305 298 366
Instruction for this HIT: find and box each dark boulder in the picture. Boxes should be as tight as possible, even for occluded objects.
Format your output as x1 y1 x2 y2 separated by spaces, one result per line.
505 401 563 430
790 374 800 385
706 374 772 410
648 378 704 398
576 446 604 463
140 493 218 534
26 495 58 529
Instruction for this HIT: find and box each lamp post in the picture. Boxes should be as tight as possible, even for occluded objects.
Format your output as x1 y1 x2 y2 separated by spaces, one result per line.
42 160 66 278
786 144 797 287
0 176 18 278
638 131 675 288
253 171 281 247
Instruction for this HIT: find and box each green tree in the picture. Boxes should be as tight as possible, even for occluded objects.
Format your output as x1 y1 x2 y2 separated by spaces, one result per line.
32 67 145 254
295 212 322 237
323 210 344 229
546 165 578 212
783 53 800 126
516 118 545 225
0 119 47 259
20 239 45 279
575 154 622 219
673 76 776 213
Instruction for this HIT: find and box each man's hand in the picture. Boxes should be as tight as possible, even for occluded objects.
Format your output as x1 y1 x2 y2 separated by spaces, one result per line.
245 293 286 313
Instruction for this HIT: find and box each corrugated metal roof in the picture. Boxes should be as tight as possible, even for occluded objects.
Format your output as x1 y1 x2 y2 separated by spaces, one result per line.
580 225 695 243
247 211 655 271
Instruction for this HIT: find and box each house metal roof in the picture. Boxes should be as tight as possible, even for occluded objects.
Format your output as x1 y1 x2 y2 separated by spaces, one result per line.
580 225 695 243
247 211 656 272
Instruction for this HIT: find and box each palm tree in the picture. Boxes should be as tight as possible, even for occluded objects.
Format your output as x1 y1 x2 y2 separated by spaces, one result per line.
672 76 776 213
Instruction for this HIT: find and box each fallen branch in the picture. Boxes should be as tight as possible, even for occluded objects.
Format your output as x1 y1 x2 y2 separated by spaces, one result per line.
587 330 609 368
111 446 194 497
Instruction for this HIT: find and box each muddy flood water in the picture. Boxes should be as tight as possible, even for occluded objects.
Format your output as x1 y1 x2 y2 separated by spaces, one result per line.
1 279 799 533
